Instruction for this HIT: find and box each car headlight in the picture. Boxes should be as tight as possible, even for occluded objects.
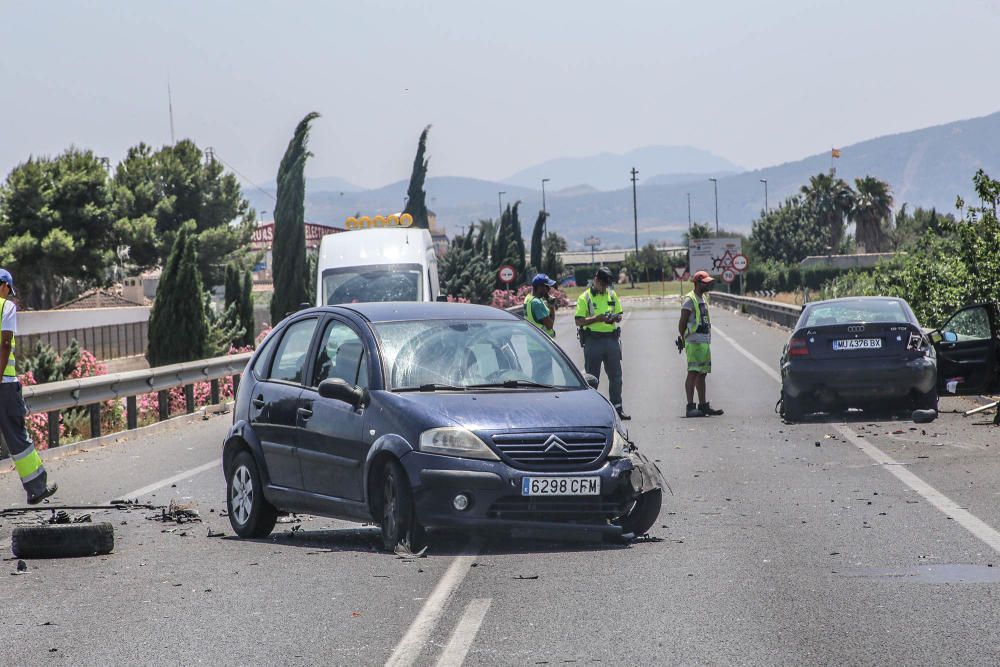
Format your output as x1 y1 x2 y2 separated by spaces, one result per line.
419 427 499 461
609 429 629 458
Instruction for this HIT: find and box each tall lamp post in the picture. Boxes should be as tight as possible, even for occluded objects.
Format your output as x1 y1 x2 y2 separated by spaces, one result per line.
497 191 506 219
541 178 550 238
760 178 768 212
709 177 719 236
630 167 639 256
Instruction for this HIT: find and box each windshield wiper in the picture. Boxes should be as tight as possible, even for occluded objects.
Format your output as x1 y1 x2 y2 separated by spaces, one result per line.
394 383 467 392
467 379 557 390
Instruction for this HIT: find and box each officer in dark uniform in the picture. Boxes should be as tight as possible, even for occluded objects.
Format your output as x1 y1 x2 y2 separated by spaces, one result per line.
575 267 629 420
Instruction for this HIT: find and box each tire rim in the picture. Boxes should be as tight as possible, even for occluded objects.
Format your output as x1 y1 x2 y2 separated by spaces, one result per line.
231 464 253 526
384 474 398 538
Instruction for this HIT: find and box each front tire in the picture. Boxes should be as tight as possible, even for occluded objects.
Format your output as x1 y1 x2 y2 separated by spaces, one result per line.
380 460 425 552
227 450 278 538
614 488 662 537
913 388 939 412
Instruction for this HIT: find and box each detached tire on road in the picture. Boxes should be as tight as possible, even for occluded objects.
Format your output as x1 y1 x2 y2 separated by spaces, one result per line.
227 450 278 538
614 488 663 537
12 523 114 559
781 390 805 422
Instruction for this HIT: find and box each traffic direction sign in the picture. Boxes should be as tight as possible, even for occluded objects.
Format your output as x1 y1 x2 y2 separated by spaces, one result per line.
498 265 516 285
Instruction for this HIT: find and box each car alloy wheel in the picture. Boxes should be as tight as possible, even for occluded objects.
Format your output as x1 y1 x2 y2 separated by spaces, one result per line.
226 450 278 538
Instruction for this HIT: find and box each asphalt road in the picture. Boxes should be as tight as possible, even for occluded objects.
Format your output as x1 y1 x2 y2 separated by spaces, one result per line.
5 299 1000 666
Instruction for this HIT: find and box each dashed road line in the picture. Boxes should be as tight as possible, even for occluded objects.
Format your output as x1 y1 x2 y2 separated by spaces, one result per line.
385 544 481 667
435 597 492 667
715 324 1000 556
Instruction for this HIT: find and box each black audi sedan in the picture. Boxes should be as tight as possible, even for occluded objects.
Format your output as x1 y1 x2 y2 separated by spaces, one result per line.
222 302 664 550
779 296 938 420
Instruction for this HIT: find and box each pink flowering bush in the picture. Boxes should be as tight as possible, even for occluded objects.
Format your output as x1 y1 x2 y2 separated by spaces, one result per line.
490 285 570 310
446 295 471 304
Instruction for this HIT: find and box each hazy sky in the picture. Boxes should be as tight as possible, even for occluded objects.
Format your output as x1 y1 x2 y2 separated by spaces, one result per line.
3 0 1000 190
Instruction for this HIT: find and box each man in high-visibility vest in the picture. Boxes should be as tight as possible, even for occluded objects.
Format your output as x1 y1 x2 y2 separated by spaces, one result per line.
524 274 558 384
0 269 58 504
575 267 629 420
677 270 724 418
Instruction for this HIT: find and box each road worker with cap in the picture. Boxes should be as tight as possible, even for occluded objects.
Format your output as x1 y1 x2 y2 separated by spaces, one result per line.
575 267 630 420
678 270 724 418
525 273 559 384
0 269 58 504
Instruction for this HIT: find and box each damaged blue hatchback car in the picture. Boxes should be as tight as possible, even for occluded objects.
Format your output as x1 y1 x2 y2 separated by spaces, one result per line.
223 302 664 550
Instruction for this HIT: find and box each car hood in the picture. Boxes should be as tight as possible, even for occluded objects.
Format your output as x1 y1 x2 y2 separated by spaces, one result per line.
379 388 617 432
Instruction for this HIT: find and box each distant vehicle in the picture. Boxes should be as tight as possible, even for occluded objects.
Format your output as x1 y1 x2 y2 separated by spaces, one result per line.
222 302 665 550
316 226 440 306
780 297 1000 421
560 276 577 287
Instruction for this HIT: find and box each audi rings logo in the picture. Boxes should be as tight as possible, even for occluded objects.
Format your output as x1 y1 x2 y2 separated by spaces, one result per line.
847 325 866 333
542 435 570 453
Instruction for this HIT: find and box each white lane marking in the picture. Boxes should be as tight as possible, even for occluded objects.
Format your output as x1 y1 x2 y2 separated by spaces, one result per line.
385 545 481 667
435 597 492 667
112 459 220 502
714 324 1000 555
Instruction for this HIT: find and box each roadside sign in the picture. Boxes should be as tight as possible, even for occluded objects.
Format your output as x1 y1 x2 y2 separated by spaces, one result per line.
732 254 749 272
498 265 516 285
721 268 737 284
690 238 743 276
673 267 688 280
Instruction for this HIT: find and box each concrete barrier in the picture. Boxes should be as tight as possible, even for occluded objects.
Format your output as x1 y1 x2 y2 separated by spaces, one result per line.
710 292 802 330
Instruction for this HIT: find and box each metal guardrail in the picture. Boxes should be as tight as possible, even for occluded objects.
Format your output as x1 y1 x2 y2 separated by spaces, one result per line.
1 353 253 457
710 292 802 329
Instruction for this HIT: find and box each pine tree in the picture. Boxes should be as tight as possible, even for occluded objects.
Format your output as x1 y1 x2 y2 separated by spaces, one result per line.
271 112 320 324
439 232 495 304
403 125 432 229
147 223 208 365
240 267 255 347
529 210 547 273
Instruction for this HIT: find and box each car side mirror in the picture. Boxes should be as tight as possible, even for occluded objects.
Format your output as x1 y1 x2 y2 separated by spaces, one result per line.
319 378 364 408
942 331 958 343
584 373 600 389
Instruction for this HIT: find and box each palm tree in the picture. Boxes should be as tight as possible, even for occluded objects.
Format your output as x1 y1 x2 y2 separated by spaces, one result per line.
851 176 893 253
800 172 854 251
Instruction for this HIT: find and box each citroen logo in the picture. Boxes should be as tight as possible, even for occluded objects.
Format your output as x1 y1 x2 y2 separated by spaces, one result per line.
543 435 570 453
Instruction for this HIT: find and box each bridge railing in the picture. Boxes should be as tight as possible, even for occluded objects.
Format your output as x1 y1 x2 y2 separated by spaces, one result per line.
710 292 802 329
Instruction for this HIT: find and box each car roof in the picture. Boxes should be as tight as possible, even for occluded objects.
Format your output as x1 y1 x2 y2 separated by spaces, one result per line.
306 302 521 323
803 296 910 308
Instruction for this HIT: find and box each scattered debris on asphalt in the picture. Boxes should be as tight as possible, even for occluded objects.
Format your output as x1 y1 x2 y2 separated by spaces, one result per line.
149 499 201 524
11 560 28 575
207 528 225 538
394 545 428 560
514 575 539 580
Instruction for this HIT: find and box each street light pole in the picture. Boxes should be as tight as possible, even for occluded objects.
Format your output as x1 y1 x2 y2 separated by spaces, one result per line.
709 177 719 236
498 191 506 219
760 178 768 212
630 167 639 257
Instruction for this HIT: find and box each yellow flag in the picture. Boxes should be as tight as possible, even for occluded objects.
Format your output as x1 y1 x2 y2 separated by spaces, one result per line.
831 148 841 158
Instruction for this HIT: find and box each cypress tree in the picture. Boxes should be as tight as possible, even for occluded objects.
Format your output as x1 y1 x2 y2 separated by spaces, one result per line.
147 223 208 365
224 263 239 312
529 210 547 273
402 125 431 229
510 202 526 280
271 112 320 324
240 267 254 347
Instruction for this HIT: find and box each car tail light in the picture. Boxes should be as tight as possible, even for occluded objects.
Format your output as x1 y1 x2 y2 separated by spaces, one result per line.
789 338 810 357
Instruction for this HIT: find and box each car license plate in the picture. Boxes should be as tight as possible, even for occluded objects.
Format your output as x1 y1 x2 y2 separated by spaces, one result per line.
832 338 882 350
521 476 600 496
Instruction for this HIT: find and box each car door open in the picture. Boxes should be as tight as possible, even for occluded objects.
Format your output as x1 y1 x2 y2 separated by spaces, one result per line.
933 304 1000 395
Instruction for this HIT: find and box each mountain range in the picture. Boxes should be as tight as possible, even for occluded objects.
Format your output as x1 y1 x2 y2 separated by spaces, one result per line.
245 110 1000 250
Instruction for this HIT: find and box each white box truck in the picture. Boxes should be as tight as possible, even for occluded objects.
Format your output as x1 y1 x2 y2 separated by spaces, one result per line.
316 226 441 306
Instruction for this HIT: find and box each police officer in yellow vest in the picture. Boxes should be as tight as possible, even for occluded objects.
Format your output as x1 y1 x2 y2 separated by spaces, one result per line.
0 269 58 504
575 267 630 420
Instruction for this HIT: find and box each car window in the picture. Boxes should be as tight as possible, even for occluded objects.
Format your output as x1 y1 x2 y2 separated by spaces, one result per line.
804 299 909 326
268 318 318 384
252 333 276 378
312 319 368 388
943 306 992 341
322 263 423 304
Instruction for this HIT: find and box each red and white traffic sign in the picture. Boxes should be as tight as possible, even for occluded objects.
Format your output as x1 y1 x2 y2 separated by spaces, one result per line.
498 265 516 285
721 268 737 284
673 267 689 280
732 254 749 272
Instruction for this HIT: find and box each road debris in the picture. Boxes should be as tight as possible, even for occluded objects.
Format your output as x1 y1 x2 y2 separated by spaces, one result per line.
394 545 428 560
207 528 225 538
514 575 540 580
11 560 28 575
149 499 201 524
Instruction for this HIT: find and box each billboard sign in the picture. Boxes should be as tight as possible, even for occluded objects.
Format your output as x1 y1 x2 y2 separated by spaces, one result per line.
689 237 743 276
250 222 345 250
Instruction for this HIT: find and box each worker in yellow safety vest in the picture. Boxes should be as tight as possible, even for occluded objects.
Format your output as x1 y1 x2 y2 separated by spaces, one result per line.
0 269 58 504
575 267 629 420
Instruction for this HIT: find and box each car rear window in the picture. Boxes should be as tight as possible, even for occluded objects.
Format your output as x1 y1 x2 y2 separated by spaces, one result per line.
804 300 910 327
